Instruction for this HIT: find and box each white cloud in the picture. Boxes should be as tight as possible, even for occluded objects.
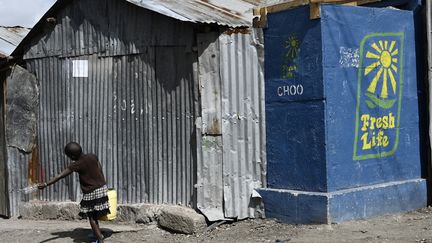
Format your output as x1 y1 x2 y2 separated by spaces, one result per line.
0 0 56 27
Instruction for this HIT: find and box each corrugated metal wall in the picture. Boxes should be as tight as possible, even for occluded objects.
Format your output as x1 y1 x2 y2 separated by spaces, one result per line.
20 0 198 206
10 0 266 219
0 74 8 217
26 49 197 205
4 65 38 217
220 29 266 219
6 148 31 216
196 28 266 220
196 32 225 221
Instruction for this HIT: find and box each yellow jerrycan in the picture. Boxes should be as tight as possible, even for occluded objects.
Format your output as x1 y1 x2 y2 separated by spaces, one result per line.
100 188 117 221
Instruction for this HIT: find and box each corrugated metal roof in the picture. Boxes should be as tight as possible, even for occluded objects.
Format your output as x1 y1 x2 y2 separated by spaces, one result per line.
13 0 265 57
125 0 261 27
0 26 29 57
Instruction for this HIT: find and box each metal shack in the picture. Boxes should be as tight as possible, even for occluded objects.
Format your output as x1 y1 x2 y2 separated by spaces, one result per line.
1 0 266 221
0 26 31 217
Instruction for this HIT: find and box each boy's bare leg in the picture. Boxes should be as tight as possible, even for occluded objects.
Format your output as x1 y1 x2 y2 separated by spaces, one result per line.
89 217 104 243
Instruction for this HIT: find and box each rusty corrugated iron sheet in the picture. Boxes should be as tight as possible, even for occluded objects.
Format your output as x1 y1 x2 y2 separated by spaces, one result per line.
0 26 29 57
125 0 261 27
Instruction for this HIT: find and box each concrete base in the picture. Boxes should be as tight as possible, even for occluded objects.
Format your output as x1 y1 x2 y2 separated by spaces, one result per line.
19 202 207 234
258 179 427 224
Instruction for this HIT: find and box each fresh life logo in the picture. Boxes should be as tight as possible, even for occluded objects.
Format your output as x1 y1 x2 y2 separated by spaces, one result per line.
353 33 404 160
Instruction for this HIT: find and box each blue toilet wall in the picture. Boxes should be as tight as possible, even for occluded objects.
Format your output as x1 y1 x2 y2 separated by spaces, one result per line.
321 5 421 192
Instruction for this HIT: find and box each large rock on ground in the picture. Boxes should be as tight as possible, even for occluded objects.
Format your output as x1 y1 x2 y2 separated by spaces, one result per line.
157 205 207 234
116 204 160 223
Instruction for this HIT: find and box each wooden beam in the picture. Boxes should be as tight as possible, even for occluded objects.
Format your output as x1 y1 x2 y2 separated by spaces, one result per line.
310 1 358 19
310 0 356 3
253 7 268 28
309 0 381 19
253 0 382 27
356 0 382 4
265 0 309 14
253 0 309 28
310 0 379 3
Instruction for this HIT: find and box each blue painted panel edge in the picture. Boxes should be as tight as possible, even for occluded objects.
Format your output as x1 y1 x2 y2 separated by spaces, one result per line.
329 179 427 222
258 188 329 224
259 179 426 224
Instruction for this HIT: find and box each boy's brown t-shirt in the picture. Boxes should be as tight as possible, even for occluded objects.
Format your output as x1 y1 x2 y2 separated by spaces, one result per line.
68 154 106 193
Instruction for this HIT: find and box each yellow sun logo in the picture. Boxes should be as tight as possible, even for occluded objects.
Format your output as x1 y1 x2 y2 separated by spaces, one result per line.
282 34 301 79
364 40 399 108
284 35 300 60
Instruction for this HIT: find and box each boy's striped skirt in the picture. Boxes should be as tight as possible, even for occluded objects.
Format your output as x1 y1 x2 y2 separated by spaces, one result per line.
79 185 110 220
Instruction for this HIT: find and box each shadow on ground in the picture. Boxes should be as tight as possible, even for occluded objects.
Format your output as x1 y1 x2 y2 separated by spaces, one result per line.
39 228 114 243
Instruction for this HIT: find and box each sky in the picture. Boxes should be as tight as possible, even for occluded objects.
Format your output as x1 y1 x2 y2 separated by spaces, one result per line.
0 0 56 28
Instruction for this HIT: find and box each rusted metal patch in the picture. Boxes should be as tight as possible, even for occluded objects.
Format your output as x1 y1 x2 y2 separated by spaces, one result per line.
224 27 251 35
28 145 40 185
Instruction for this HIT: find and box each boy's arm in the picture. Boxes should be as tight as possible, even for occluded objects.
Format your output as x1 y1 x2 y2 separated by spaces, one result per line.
38 168 73 189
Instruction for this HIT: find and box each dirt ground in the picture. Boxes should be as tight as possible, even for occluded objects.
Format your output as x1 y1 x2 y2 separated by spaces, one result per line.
2 207 432 243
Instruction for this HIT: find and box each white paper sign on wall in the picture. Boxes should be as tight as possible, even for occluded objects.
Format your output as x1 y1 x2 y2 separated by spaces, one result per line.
72 60 88 78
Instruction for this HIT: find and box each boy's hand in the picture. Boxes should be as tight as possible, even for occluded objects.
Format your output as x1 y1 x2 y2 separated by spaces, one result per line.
38 183 48 190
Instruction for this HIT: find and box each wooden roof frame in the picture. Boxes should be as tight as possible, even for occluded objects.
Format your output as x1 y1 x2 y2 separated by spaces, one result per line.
253 0 381 28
